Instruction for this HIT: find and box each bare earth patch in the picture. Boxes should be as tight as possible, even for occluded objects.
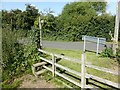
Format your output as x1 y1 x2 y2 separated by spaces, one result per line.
17 74 55 88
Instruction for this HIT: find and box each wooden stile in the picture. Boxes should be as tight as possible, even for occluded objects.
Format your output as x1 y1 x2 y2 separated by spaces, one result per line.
38 49 120 89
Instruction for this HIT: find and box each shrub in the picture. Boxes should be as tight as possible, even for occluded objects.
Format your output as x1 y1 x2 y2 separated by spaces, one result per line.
116 47 120 61
2 29 26 80
100 47 113 57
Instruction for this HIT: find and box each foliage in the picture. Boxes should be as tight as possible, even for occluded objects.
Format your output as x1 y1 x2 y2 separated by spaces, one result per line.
116 48 120 57
34 13 57 41
33 2 115 41
89 2 107 14
2 79 21 89
2 29 40 88
2 2 118 42
100 45 120 58
116 47 120 63
55 2 114 41
2 4 39 30
100 47 113 57
2 29 22 87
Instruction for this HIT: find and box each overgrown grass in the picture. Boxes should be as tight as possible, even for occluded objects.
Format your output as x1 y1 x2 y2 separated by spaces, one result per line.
2 29 36 88
41 47 119 88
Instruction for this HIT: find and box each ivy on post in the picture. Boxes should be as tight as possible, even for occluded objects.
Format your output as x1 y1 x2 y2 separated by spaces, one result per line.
36 28 41 49
31 27 40 49
39 15 44 49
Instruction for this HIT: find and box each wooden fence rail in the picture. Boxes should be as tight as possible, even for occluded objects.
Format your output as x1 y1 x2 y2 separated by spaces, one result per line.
38 49 120 89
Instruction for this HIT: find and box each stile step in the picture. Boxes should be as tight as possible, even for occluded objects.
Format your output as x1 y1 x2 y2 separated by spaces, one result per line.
36 69 47 75
31 66 38 77
33 62 47 67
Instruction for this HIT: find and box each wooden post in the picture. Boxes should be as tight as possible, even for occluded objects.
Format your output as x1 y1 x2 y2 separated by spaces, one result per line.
113 1 120 55
52 54 56 77
83 36 86 52
81 53 86 89
96 38 99 55
39 16 42 49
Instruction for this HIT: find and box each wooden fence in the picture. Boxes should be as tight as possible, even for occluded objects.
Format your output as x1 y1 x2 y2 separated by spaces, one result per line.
38 49 120 89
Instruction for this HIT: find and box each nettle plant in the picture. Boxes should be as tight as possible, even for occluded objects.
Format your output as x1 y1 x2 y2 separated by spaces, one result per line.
2 30 26 80
27 26 43 63
31 27 41 48
2 28 41 82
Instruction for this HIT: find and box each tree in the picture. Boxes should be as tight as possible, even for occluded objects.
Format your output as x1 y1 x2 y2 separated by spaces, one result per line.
2 4 39 30
55 2 112 41
90 2 107 14
34 12 57 40
22 4 39 30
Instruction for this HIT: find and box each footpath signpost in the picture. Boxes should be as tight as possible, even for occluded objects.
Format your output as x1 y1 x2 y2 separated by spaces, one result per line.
82 35 106 55
113 1 120 55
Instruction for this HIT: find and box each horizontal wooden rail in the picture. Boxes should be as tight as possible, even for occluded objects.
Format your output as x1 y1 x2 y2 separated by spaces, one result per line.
38 49 52 55
43 64 92 88
38 48 92 64
54 54 82 64
43 65 52 72
43 65 82 88
55 71 81 87
38 49 119 88
38 48 82 64
39 49 119 76
40 57 52 64
86 64 119 75
55 63 82 77
56 71 93 88
87 74 120 88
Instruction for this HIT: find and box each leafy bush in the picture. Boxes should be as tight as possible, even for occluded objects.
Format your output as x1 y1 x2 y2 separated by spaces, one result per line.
2 29 25 80
2 27 42 88
2 79 21 89
116 47 120 61
100 47 113 57
2 28 47 86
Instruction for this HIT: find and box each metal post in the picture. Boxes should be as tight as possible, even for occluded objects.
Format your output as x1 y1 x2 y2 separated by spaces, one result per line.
81 53 86 89
96 38 99 55
113 1 120 55
83 36 86 52
39 16 42 49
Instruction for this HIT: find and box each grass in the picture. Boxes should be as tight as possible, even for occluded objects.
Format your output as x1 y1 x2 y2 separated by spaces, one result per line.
41 47 119 88
44 48 119 69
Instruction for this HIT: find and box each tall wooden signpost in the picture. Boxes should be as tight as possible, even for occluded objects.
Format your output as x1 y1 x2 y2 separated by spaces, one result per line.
39 16 42 49
113 1 120 55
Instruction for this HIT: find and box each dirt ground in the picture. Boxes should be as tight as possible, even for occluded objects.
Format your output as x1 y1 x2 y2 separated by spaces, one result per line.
17 74 55 88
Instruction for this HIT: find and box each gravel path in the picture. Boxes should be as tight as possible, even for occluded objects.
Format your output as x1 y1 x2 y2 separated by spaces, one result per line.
17 74 55 88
